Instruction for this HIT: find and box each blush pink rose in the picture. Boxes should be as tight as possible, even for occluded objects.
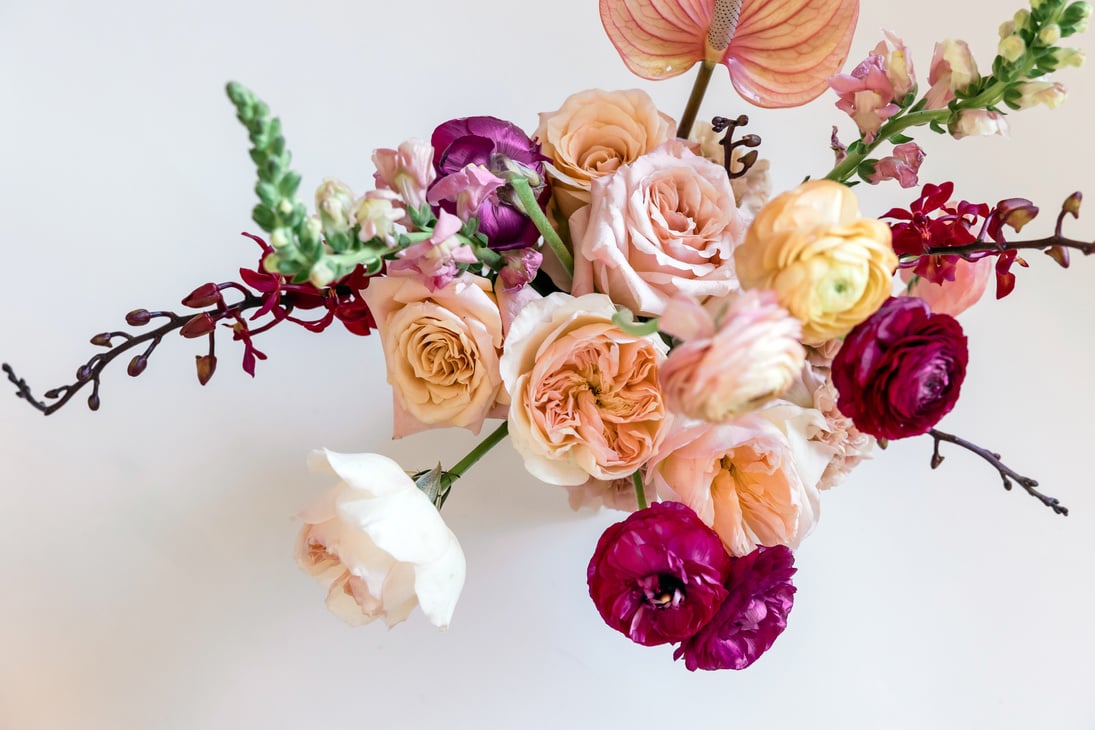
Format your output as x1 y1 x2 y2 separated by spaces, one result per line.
900 257 993 317
658 292 805 422
569 141 747 317
499 292 670 486
648 410 830 557
363 272 507 438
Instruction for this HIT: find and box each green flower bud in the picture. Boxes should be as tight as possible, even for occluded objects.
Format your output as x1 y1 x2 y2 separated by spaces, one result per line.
1054 47 1087 66
1014 8 1031 27
1040 23 1062 43
999 34 1028 62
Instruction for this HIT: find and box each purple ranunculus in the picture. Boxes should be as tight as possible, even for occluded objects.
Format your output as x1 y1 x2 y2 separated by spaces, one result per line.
587 501 732 647
831 296 968 440
674 545 797 671
430 116 550 251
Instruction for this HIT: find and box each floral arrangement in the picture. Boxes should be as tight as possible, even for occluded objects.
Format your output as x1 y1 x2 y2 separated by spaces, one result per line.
5 0 1092 672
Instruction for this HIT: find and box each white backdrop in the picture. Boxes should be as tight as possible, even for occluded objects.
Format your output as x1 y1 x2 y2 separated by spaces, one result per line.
2 1 1094 728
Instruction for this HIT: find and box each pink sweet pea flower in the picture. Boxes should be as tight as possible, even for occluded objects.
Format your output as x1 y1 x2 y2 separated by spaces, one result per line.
868 142 925 188
599 0 860 108
427 164 506 222
389 210 477 290
828 54 899 142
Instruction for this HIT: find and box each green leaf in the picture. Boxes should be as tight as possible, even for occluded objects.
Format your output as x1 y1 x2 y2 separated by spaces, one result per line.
277 171 302 198
889 133 915 144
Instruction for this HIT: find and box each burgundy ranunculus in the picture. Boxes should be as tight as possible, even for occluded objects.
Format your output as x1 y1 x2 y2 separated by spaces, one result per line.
831 296 968 440
587 501 732 647
674 545 797 671
430 116 550 250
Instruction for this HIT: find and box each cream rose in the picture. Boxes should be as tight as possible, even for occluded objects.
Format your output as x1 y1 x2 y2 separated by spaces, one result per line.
734 180 897 346
648 408 830 557
535 89 675 219
569 142 746 317
500 292 669 486
295 450 466 629
363 273 506 438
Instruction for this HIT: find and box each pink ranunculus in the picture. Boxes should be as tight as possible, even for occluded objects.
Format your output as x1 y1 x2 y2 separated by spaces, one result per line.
569 142 747 317
658 292 805 423
867 142 925 188
828 55 899 143
648 412 828 557
900 257 993 317
363 272 507 439
373 138 436 210
499 292 670 486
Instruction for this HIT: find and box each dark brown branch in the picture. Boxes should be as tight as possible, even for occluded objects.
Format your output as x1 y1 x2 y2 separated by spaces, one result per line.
928 428 1068 516
711 115 761 180
3 293 263 416
923 235 1095 259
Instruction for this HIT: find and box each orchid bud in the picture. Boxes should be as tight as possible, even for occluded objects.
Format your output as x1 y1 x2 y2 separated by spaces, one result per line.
180 313 217 339
127 355 148 377
1063 191 1083 217
995 198 1040 233
181 282 224 308
125 309 152 326
195 354 217 385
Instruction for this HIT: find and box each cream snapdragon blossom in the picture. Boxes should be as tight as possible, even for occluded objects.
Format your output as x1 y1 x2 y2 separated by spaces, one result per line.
296 450 465 629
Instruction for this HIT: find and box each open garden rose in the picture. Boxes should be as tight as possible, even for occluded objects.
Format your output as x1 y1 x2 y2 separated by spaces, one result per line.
648 411 829 557
831 297 969 439
674 544 797 671
364 272 506 438
535 88 674 219
734 180 897 345
569 141 747 317
499 292 669 486
587 501 732 646
296 450 466 629
430 116 550 250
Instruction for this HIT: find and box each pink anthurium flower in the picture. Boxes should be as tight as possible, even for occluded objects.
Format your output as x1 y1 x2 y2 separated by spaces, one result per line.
599 0 860 108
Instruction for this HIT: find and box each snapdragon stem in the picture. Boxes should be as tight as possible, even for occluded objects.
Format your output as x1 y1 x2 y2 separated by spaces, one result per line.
447 420 509 480
824 108 950 183
676 61 716 140
510 176 573 275
632 471 648 510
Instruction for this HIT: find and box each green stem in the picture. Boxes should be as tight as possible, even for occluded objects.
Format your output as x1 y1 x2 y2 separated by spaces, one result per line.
510 176 573 276
448 420 509 480
825 108 951 183
677 61 716 139
632 471 648 510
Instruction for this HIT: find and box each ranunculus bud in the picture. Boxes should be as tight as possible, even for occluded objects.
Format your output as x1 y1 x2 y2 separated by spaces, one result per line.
659 292 805 422
587 501 732 647
831 297 969 440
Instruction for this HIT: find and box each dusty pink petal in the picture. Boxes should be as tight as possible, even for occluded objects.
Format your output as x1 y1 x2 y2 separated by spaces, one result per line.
600 0 859 108
900 257 992 317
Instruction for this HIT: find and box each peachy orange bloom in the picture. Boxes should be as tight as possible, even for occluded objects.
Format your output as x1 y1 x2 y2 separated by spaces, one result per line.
599 0 860 108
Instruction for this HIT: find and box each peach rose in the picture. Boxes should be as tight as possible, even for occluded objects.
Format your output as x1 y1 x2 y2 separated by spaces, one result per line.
658 291 805 422
900 257 992 317
499 292 669 486
569 142 747 317
648 408 830 556
296 450 465 629
535 89 675 219
734 180 897 346
363 272 506 438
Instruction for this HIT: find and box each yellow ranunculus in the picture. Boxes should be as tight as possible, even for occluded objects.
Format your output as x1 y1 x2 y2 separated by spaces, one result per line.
733 180 896 345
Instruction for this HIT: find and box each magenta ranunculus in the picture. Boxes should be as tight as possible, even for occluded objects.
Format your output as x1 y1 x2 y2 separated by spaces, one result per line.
674 545 797 671
831 297 968 440
430 116 550 251
587 501 732 647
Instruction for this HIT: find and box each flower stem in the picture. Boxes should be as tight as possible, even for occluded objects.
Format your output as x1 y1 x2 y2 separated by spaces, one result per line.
447 420 510 480
825 108 950 183
677 61 716 139
510 176 573 276
632 471 648 510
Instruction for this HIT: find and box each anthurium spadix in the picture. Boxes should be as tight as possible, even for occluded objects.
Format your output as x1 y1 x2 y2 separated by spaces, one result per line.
599 0 860 109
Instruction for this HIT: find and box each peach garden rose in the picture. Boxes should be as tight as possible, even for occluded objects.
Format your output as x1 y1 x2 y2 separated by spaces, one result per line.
499 292 669 486
569 141 747 317
534 88 674 220
363 272 507 438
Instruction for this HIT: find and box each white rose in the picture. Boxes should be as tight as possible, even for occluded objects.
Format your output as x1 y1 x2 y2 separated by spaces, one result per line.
295 450 466 629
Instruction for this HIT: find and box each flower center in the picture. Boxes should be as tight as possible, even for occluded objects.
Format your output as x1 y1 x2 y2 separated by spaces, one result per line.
639 574 686 609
